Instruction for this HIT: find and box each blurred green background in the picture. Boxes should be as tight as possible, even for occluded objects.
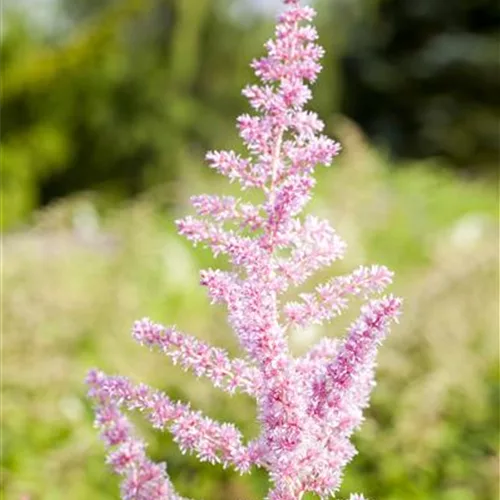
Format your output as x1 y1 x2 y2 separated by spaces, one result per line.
2 0 499 499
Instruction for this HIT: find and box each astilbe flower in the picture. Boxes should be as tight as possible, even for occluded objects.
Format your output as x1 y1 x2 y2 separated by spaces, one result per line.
86 1 401 498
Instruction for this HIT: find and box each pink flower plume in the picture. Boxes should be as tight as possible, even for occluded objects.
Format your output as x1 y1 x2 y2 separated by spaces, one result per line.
87 1 401 498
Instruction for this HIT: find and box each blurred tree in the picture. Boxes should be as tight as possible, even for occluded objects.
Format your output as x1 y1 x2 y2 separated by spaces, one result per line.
2 0 162 228
1 0 265 230
335 0 500 173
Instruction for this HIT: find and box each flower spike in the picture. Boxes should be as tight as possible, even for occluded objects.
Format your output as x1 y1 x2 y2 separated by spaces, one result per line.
87 1 401 498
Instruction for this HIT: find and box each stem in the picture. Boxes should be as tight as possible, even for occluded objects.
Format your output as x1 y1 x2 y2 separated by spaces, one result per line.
266 126 285 322
266 126 285 268
269 127 285 201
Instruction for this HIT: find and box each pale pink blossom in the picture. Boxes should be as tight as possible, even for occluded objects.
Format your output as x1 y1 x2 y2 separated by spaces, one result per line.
87 1 401 498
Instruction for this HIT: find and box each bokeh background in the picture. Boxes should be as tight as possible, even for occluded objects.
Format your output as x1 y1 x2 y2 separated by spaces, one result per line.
2 0 499 499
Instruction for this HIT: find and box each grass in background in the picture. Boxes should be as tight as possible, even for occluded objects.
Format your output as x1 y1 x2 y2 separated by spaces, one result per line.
3 129 498 499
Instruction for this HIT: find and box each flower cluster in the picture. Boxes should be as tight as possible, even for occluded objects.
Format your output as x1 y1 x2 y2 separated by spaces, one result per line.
87 1 401 498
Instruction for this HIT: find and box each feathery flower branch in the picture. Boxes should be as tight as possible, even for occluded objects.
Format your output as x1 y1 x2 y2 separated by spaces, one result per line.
87 0 402 498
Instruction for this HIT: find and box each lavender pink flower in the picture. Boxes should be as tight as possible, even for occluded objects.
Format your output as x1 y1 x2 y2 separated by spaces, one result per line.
87 1 401 498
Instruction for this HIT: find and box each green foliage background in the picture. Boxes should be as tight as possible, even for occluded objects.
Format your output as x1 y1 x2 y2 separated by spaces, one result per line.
2 0 499 499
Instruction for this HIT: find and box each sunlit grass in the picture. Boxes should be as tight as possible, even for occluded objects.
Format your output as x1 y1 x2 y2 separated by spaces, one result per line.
3 137 498 499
